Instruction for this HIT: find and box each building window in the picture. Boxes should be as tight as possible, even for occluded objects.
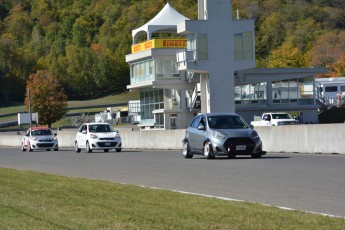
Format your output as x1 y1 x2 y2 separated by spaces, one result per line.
155 59 179 80
140 89 164 124
155 113 164 128
234 31 254 60
272 77 314 105
235 83 267 107
298 77 314 104
131 60 154 85
165 89 181 109
198 33 208 60
289 78 298 103
325 86 338 92
236 77 314 107
187 33 208 60
187 34 196 50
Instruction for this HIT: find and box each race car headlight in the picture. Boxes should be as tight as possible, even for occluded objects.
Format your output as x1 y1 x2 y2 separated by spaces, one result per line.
90 134 98 139
115 133 120 138
213 130 226 139
251 131 259 139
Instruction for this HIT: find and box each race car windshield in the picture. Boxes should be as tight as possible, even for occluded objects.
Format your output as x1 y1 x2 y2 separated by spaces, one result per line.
89 124 114 133
272 113 292 119
31 130 53 135
208 115 248 129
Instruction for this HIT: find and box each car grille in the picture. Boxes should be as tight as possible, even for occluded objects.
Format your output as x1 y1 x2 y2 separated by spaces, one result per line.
97 142 117 147
223 137 256 153
37 143 55 147
38 139 53 142
99 138 115 140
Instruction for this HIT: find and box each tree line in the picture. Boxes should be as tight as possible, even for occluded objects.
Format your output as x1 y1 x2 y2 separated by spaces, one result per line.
1 0 345 104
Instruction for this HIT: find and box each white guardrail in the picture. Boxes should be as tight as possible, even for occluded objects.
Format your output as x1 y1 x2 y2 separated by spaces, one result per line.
1 123 345 155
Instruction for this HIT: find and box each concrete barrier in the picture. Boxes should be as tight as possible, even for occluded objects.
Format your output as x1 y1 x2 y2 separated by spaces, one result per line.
56 129 185 150
1 124 344 155
254 123 345 154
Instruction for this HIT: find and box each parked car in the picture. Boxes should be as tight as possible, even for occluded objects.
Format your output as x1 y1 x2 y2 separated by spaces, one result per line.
75 123 122 153
182 113 265 159
250 112 298 126
21 126 59 152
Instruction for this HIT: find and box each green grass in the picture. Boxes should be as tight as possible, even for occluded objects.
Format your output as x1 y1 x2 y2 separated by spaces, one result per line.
0 91 139 115
0 168 344 229
0 115 16 122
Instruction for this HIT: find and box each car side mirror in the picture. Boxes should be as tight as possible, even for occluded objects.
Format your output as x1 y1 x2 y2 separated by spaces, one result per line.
198 124 205 130
82 130 87 134
249 125 254 129
54 133 57 136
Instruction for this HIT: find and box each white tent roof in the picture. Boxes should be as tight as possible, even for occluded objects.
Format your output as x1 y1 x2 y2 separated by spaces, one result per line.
132 3 189 43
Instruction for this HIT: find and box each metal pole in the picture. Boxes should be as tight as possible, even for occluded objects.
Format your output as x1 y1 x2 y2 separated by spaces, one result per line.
28 88 32 130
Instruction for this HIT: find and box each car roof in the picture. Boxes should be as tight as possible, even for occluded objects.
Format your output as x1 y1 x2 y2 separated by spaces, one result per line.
202 113 239 116
29 126 50 131
83 122 111 125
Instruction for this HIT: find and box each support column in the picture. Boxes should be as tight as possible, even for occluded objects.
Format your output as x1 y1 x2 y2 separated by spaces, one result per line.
205 0 235 113
200 73 209 113
267 81 273 106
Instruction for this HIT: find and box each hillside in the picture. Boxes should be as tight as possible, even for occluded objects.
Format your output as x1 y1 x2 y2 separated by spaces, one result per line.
0 91 139 130
1 0 345 103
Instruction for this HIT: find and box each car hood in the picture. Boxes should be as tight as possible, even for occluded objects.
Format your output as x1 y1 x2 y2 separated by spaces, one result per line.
94 132 117 138
215 128 255 137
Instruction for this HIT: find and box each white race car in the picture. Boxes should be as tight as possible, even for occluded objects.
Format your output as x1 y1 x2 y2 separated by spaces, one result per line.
21 126 59 151
75 123 122 153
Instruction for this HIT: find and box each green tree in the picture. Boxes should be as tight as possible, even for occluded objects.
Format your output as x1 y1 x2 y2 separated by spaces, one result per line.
25 70 68 128
4 3 33 46
0 35 33 102
256 12 286 60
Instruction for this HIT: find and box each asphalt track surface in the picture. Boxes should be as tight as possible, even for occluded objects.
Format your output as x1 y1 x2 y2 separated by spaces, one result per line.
0 148 344 218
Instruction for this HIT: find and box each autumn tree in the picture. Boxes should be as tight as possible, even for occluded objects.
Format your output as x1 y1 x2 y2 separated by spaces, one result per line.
309 31 345 76
267 41 306 68
25 70 68 128
332 55 345 77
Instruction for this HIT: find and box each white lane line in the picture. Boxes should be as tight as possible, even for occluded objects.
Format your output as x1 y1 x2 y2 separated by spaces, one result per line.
137 184 345 219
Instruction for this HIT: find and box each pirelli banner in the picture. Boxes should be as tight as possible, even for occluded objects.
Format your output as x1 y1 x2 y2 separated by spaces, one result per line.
131 38 187 53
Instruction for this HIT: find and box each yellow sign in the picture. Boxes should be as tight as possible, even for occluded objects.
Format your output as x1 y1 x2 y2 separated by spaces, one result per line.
131 39 187 53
